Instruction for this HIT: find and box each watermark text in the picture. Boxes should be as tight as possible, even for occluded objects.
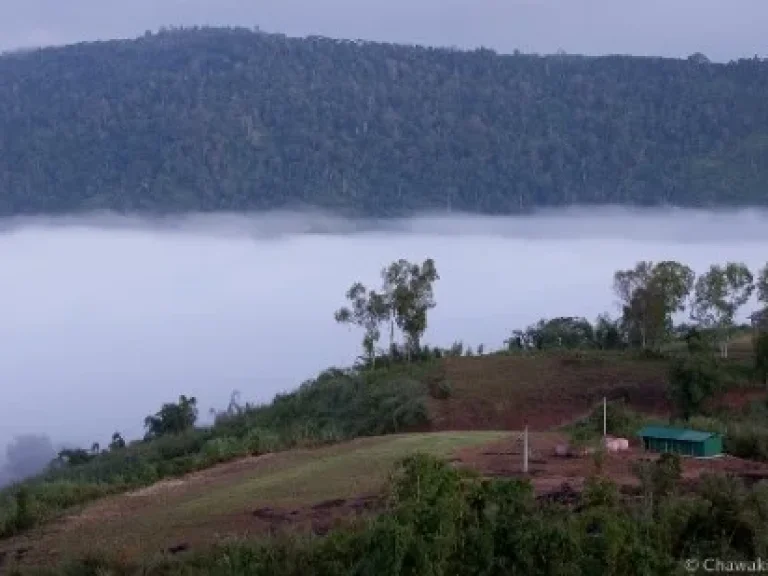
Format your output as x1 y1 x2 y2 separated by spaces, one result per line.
685 558 768 573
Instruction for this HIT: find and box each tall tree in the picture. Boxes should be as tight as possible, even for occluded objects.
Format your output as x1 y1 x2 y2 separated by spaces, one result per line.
335 282 388 367
614 262 655 348
668 353 721 419
516 317 596 350
757 263 768 306
613 261 694 349
381 260 412 351
336 259 439 365
594 313 623 350
387 259 440 360
622 286 669 349
691 263 754 357
109 432 126 451
144 395 198 440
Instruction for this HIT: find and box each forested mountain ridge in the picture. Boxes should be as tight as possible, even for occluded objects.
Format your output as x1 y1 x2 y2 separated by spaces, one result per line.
1 26 768 216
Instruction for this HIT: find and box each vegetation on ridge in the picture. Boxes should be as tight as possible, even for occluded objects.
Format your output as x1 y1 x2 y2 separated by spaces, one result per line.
16 454 768 575
2 27 768 215
2 256 768 572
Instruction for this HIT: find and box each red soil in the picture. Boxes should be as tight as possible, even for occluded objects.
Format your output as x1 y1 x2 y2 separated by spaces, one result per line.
453 432 768 496
427 353 672 431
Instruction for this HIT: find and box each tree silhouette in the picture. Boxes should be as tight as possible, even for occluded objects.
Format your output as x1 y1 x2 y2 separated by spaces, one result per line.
144 395 199 439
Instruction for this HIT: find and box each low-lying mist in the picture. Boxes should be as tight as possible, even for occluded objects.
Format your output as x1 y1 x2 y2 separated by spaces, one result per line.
1 207 767 478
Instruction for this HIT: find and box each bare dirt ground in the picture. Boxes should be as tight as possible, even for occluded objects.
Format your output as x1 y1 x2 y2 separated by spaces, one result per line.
716 388 767 411
453 432 768 495
427 353 672 431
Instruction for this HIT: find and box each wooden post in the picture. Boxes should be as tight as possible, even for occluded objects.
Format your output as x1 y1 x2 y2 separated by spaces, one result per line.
523 426 529 473
603 397 607 438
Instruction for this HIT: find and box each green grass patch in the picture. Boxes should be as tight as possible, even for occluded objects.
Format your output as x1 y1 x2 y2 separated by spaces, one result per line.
0 432 509 567
0 363 435 540
177 431 507 516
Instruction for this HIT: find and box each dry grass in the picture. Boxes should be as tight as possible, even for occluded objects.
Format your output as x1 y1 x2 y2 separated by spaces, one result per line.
0 431 508 569
428 351 672 431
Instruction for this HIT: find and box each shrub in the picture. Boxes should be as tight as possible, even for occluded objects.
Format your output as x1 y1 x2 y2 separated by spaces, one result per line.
202 437 246 464
0 363 433 538
428 378 453 400
150 429 212 461
243 428 282 455
573 401 657 440
569 426 597 449
724 424 768 460
668 352 722 419
756 332 768 386
684 416 727 435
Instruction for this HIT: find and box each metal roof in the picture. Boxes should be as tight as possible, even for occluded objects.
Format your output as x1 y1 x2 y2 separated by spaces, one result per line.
637 425 718 443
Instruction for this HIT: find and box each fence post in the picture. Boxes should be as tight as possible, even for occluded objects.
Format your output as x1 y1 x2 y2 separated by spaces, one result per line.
523 426 529 473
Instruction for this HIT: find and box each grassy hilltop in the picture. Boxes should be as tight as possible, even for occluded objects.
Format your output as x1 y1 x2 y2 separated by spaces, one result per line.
1 257 768 574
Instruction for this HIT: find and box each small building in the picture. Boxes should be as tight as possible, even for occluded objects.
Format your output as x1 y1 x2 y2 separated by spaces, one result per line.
637 425 723 458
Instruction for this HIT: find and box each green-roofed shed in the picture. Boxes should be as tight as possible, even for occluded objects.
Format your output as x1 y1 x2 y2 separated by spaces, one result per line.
637 425 722 458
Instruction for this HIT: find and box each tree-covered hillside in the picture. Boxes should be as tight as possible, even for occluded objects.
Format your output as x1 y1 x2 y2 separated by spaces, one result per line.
1 26 768 216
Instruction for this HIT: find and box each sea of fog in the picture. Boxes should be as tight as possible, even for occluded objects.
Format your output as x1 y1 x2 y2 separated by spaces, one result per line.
0 207 767 457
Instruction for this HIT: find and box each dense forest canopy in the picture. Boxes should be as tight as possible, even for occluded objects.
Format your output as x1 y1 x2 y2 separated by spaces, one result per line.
1 26 768 216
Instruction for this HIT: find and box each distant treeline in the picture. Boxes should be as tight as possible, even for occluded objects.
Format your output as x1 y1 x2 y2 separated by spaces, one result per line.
1 27 768 216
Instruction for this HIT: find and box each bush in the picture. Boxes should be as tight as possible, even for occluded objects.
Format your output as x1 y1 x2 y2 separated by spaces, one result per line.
755 332 768 385
202 437 246 464
571 401 658 441
569 426 597 449
433 379 453 400
0 363 432 538
684 416 727 435
150 429 212 461
243 428 282 455
725 424 768 460
633 348 670 361
668 353 722 419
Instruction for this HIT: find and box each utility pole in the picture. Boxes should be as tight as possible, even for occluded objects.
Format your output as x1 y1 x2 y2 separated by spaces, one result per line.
523 426 529 473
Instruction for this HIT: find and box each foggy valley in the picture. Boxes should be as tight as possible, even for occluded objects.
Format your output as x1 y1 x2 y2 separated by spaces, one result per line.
4 0 768 569
1 207 767 483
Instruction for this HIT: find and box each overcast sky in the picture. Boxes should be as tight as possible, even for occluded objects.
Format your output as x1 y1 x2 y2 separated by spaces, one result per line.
0 0 766 61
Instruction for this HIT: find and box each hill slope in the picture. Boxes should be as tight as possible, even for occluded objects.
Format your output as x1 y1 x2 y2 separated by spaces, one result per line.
2 27 768 216
427 352 671 430
1 341 765 569
0 432 507 568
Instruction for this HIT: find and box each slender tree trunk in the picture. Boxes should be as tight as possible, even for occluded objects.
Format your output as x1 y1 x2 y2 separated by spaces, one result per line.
406 334 413 363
